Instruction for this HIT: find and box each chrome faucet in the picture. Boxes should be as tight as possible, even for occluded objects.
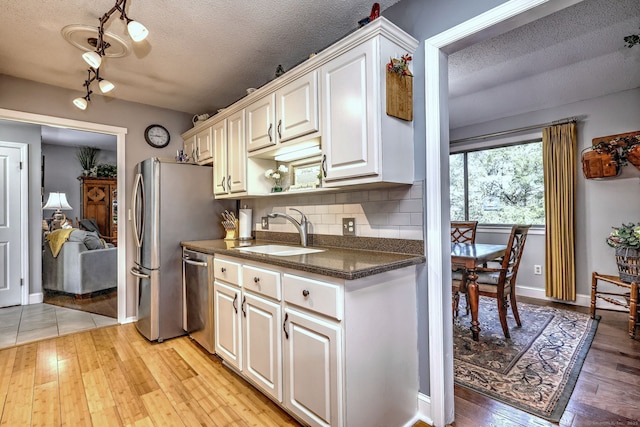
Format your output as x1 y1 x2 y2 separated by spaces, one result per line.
268 208 309 247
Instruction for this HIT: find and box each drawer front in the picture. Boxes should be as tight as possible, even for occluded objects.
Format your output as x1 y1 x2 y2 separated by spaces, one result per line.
214 257 241 285
283 274 342 320
242 265 281 301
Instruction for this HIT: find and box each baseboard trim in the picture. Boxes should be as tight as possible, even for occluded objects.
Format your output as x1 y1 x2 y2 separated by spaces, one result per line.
29 292 43 304
410 392 433 426
517 285 626 312
121 316 137 324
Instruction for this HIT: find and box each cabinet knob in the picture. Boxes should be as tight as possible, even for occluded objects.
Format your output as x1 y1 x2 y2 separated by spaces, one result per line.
302 289 310 297
221 267 226 273
254 277 260 283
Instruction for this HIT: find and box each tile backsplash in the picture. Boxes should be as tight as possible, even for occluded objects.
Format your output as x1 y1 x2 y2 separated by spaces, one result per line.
242 181 424 240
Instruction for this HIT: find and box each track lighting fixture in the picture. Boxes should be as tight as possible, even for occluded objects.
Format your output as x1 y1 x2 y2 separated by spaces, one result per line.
73 0 148 109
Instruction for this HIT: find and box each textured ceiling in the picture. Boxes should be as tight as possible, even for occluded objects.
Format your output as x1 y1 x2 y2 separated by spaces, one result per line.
448 0 640 129
0 0 400 116
3 0 639 144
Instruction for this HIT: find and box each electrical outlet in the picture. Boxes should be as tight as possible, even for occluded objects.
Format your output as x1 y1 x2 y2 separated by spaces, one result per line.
261 216 269 230
534 265 542 275
342 217 356 236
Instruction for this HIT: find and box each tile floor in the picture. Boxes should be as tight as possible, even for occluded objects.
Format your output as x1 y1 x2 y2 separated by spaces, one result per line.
0 303 117 349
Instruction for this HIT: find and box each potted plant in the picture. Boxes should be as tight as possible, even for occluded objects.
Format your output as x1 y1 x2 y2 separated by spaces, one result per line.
606 222 640 283
76 146 99 176
264 165 288 192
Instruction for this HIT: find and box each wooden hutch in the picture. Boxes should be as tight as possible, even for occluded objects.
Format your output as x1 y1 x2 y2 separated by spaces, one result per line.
78 176 117 245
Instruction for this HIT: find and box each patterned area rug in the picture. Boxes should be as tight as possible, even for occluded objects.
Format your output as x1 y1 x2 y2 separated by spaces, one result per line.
454 295 599 422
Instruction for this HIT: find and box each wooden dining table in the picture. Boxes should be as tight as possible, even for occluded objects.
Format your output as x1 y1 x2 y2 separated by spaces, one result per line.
451 243 507 341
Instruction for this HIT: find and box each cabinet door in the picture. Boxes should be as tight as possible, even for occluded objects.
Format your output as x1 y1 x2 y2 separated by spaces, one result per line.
277 71 319 143
283 308 342 427
82 180 112 236
243 292 282 402
212 119 228 196
246 93 276 152
183 135 196 162
227 110 247 194
321 38 378 183
213 280 242 371
196 126 213 163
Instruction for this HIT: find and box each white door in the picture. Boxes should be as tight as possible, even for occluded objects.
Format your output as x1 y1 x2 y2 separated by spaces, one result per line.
243 292 282 401
283 308 342 427
0 145 24 308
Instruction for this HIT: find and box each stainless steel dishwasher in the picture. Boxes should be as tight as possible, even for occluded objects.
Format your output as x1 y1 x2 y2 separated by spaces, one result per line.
182 249 214 353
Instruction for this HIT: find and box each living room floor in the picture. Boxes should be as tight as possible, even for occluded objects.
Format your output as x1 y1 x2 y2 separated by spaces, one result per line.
0 303 117 350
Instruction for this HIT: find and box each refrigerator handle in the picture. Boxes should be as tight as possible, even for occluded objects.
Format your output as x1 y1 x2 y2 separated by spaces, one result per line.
131 172 145 249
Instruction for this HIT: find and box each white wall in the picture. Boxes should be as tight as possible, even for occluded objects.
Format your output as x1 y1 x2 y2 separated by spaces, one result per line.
451 87 640 301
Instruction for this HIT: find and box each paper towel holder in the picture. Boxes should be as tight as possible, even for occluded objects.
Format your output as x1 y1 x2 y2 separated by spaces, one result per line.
238 206 254 241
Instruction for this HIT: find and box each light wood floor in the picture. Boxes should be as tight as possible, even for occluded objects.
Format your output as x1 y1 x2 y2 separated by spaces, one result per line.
0 323 300 426
1 299 637 426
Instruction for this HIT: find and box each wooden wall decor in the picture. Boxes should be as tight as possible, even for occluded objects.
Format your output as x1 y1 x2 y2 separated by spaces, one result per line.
386 73 413 121
582 130 640 179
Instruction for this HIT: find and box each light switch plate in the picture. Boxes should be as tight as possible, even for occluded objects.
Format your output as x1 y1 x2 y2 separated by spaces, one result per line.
261 216 269 230
342 217 355 236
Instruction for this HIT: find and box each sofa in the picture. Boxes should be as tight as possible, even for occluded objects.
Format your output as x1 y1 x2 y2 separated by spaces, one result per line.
43 229 117 297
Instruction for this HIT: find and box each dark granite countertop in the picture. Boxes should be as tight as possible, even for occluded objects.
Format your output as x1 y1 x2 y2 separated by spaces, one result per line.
181 239 425 280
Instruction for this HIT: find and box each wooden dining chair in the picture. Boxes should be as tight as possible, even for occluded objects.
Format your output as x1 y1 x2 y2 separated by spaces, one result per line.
451 221 478 243
452 224 531 338
451 221 478 316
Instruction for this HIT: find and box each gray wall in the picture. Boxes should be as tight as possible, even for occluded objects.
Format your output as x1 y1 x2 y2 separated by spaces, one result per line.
452 87 640 299
383 0 510 396
0 74 193 311
0 119 43 300
41 143 117 225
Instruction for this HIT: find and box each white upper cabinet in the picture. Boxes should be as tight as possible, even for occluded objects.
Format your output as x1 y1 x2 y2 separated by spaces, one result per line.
320 39 377 183
196 125 213 164
181 17 418 196
247 71 319 153
246 94 276 152
213 111 249 197
276 71 319 144
320 33 417 187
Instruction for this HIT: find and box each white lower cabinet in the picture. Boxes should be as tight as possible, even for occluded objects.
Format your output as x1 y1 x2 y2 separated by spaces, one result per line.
213 280 242 371
243 292 282 401
213 255 418 427
283 307 341 427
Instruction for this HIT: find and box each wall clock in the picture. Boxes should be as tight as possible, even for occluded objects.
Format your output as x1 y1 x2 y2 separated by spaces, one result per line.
144 124 171 148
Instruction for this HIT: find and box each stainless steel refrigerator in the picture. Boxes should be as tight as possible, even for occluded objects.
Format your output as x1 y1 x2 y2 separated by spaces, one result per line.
130 157 233 342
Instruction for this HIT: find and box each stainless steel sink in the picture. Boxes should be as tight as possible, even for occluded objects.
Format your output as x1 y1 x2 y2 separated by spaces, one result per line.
233 244 324 256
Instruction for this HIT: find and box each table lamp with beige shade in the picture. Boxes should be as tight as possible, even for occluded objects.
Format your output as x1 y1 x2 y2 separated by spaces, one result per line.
43 192 73 230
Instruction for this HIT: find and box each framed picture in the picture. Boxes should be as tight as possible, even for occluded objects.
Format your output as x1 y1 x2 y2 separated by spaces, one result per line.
290 161 321 190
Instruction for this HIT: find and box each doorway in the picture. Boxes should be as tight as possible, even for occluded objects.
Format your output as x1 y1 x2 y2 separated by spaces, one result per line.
0 108 128 324
41 128 118 318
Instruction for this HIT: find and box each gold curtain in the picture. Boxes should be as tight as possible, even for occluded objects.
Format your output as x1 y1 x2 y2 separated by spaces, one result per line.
542 123 577 300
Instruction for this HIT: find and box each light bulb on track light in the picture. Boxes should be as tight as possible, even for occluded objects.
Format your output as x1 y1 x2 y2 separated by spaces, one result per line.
73 97 88 110
98 79 115 93
82 51 102 68
127 20 148 42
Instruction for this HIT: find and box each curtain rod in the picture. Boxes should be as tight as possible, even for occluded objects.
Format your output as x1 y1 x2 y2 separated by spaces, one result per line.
450 117 578 144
